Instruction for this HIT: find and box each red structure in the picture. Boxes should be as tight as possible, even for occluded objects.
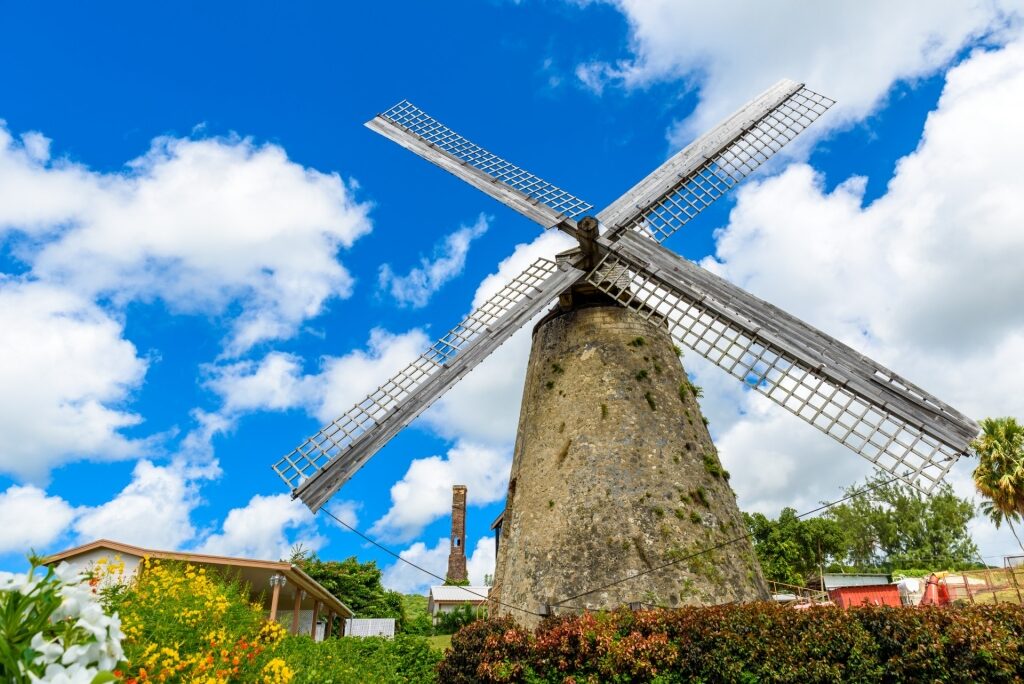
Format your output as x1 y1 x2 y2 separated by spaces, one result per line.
828 584 901 608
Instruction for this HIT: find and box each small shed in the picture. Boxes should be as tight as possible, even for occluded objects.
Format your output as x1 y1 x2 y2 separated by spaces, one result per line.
829 584 901 607
427 585 490 620
344 618 396 638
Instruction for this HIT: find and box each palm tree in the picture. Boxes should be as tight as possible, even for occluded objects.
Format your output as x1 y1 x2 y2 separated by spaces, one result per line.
971 417 1024 553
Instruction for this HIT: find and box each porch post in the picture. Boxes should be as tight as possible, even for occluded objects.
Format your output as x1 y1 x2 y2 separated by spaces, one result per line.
291 589 303 634
310 600 322 639
324 611 333 638
269 576 283 621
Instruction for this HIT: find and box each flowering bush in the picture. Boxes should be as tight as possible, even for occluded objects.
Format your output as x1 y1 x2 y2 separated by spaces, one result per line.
102 558 291 683
0 559 124 683
439 603 1024 683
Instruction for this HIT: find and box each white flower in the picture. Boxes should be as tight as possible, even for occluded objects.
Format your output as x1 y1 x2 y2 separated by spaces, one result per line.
29 661 101 684
30 633 64 666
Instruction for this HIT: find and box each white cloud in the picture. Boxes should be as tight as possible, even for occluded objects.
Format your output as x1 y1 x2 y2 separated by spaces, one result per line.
378 214 490 308
693 40 1024 559
196 493 324 561
0 280 147 481
205 328 430 425
0 123 373 352
381 535 496 594
370 441 511 543
381 537 449 594
0 485 75 555
73 459 216 550
467 536 496 585
574 1 1022 143
204 352 310 414
325 500 361 530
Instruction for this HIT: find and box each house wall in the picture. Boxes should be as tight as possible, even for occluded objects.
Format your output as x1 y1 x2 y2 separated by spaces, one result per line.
56 548 143 584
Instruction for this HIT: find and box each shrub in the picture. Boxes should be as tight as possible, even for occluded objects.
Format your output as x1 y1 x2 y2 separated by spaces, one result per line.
0 558 124 683
276 634 439 683
439 604 1024 683
102 558 288 682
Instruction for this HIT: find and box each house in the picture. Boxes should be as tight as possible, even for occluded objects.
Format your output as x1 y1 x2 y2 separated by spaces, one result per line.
427 585 490 621
43 539 353 641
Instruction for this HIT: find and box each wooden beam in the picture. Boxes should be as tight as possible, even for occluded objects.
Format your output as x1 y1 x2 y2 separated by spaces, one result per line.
324 611 333 639
269 578 282 621
291 590 302 634
310 600 321 640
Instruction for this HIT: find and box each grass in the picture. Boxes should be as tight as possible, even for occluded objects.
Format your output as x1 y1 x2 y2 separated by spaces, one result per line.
426 634 452 652
628 337 646 347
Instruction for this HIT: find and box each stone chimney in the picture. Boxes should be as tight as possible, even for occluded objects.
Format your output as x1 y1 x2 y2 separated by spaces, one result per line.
446 485 468 583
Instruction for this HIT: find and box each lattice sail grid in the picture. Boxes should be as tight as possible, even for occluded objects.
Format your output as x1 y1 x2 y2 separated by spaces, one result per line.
626 88 835 242
585 254 963 492
273 258 562 491
380 100 593 220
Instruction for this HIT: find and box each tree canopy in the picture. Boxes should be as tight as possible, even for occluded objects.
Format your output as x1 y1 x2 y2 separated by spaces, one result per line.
746 473 980 585
971 416 1024 551
290 550 407 632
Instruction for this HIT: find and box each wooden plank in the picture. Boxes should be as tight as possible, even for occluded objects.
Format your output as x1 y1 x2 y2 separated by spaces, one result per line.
597 79 801 231
611 230 978 447
366 116 578 238
293 260 584 511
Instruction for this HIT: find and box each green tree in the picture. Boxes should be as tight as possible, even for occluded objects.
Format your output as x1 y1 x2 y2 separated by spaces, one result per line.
744 508 845 586
290 550 407 632
971 416 1024 552
826 473 979 570
400 593 434 636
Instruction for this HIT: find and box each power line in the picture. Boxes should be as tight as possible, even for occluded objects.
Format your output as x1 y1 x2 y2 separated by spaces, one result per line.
551 474 906 608
317 506 544 618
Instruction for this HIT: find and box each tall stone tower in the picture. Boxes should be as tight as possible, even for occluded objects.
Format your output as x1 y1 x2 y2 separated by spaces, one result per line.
446 484 468 583
489 303 768 626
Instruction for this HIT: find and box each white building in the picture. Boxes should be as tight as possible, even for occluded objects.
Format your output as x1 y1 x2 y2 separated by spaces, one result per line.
427 585 490 620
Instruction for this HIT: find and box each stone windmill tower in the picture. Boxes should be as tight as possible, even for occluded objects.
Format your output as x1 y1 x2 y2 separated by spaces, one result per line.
270 81 980 624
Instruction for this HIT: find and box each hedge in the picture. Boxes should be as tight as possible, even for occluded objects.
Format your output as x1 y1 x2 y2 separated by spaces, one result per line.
437 603 1024 683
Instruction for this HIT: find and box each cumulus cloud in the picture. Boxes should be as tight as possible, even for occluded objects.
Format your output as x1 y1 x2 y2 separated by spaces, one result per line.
205 328 430 425
573 1 1022 143
196 493 324 560
0 280 147 481
0 485 75 554
0 123 373 353
382 536 496 594
73 459 217 550
692 40 1024 557
370 442 511 543
378 214 490 308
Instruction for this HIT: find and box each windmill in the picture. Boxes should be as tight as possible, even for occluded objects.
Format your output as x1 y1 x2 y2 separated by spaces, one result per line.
271 79 979 622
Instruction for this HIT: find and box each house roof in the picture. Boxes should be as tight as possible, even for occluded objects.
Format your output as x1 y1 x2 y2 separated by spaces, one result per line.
822 573 892 590
42 539 353 617
428 585 491 603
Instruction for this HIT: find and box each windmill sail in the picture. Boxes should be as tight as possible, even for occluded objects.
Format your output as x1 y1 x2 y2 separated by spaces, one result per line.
274 258 582 511
587 230 978 491
366 101 592 230
598 81 834 242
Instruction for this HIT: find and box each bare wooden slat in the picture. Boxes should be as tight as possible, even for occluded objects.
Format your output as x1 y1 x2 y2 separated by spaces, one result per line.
598 81 834 242
588 231 978 491
276 258 584 512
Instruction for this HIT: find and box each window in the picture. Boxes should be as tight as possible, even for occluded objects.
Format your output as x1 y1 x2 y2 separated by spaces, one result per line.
454 538 461 547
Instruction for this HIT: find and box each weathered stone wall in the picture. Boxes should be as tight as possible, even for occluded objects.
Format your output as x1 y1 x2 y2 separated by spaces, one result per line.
446 485 468 582
490 305 767 627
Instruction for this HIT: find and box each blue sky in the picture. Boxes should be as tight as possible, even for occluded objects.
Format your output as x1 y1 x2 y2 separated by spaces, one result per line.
2 1 1024 591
